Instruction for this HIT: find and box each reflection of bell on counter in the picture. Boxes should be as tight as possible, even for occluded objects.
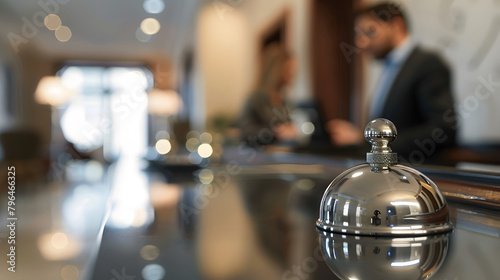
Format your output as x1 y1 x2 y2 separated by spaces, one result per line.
318 231 451 280
317 118 453 236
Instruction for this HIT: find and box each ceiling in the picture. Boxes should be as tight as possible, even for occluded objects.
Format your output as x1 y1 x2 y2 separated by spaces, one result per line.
0 0 201 60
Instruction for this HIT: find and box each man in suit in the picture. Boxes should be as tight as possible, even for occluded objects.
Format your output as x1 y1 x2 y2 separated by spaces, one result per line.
328 2 456 163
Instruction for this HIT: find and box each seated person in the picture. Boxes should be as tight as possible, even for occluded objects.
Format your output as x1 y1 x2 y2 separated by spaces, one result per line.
328 2 456 163
239 44 298 147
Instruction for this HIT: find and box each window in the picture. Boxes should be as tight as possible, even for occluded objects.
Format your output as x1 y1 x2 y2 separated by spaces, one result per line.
58 64 153 161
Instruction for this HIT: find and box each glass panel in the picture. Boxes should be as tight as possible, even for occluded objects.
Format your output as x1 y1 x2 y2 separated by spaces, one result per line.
58 65 152 160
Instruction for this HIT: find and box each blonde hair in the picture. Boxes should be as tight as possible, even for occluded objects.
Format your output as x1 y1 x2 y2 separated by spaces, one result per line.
255 44 292 94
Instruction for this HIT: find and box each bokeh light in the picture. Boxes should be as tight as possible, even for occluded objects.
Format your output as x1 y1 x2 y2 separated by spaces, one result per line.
198 143 213 158
198 169 214 184
199 184 214 195
55 25 72 42
148 89 183 115
301 122 315 135
188 152 203 165
51 232 69 249
35 76 77 106
136 27 152 43
140 245 160 261
186 138 200 152
200 132 213 143
143 0 165 14
60 102 102 151
44 14 61 30
140 18 161 35
142 264 166 280
155 139 172 155
60 265 79 280
37 231 81 261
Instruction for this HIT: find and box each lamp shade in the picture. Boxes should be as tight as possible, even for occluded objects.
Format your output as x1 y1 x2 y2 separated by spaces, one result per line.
35 76 77 106
148 88 183 115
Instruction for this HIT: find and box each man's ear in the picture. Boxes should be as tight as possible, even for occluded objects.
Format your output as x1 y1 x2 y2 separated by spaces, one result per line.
392 17 407 33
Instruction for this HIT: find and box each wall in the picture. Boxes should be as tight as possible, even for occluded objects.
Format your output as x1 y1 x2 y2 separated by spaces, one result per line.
196 0 312 126
0 36 53 152
196 4 252 126
18 51 54 150
0 45 10 131
365 0 500 145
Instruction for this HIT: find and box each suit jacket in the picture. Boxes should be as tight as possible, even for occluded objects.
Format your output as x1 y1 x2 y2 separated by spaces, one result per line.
377 46 456 162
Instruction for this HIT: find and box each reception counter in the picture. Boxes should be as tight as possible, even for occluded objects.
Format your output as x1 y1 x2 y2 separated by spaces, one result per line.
89 150 500 280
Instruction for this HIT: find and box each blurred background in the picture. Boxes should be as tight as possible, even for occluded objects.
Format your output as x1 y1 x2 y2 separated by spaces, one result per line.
0 0 500 169
0 0 500 279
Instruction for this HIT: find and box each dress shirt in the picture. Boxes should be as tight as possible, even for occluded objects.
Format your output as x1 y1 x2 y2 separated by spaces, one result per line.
369 37 416 119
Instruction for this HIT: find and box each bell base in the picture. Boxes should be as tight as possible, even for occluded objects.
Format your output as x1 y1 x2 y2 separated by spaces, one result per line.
316 220 454 237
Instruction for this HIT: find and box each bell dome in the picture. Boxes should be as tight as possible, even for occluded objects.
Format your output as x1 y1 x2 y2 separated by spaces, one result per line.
316 119 453 236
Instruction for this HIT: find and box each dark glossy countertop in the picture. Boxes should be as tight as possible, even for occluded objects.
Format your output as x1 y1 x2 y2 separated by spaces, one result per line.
89 152 500 280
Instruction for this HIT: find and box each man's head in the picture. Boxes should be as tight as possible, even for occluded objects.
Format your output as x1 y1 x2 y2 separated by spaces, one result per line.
355 3 409 59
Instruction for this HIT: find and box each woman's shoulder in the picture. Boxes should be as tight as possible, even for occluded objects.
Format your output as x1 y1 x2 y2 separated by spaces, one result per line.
247 90 270 105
